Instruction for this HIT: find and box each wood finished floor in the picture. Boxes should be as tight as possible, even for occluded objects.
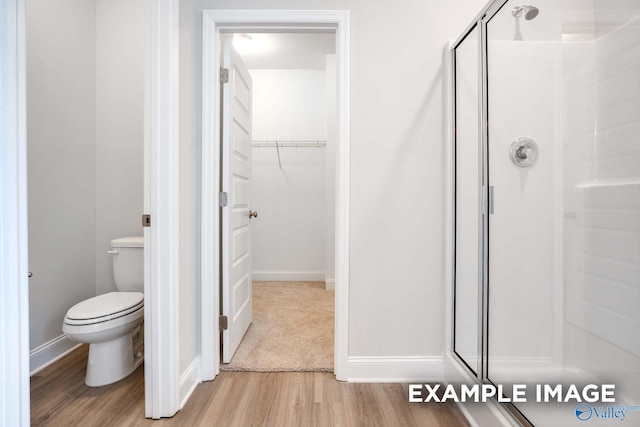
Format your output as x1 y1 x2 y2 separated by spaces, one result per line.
31 345 470 427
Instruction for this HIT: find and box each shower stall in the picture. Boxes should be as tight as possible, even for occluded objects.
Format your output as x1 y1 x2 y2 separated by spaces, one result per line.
450 0 640 425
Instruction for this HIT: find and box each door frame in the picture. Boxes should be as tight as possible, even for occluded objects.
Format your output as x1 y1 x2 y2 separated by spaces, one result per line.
144 0 181 418
1 1 30 425
200 9 351 381
0 0 181 422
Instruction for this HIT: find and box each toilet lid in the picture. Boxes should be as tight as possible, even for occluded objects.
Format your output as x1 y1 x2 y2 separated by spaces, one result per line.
65 292 143 325
110 236 143 248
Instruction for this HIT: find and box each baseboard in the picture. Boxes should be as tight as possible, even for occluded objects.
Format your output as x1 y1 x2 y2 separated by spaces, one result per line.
346 356 443 383
179 356 201 409
30 335 81 376
325 279 335 290
252 270 326 282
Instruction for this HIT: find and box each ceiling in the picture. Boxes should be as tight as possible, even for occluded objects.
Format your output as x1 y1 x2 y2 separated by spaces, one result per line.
233 33 335 70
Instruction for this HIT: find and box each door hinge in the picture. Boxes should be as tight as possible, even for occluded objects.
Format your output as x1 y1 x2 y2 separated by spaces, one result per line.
219 191 228 207
220 68 229 84
142 214 151 227
219 315 228 331
488 186 495 215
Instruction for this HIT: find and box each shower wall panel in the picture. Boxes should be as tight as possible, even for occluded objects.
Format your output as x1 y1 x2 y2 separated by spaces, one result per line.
563 14 640 401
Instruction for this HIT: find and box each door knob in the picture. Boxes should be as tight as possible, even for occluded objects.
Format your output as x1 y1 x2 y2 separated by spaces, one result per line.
249 210 258 219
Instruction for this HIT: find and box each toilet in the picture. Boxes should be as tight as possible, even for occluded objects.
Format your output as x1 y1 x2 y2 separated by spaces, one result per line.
62 236 144 387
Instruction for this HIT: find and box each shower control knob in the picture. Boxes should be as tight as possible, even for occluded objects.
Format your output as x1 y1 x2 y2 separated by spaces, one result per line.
515 146 531 160
510 137 539 168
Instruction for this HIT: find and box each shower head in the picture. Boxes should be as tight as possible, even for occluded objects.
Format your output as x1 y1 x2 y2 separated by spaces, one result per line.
512 5 539 20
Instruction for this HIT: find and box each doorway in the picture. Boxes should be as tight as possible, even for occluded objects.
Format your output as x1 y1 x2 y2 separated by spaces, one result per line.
1 0 182 421
218 32 337 372
25 0 149 423
200 10 351 382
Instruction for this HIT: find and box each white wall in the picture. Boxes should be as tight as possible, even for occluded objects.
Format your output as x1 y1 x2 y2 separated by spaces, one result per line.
95 0 145 295
250 69 328 280
251 70 327 141
27 0 144 372
180 0 486 368
27 0 97 358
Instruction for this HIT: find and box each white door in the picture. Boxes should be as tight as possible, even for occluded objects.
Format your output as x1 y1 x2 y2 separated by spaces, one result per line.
221 37 254 363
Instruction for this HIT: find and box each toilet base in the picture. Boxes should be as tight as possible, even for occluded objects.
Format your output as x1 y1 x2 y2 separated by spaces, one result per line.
85 332 142 387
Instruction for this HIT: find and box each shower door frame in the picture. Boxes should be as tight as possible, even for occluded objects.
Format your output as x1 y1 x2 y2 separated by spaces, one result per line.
450 20 485 379
450 0 535 425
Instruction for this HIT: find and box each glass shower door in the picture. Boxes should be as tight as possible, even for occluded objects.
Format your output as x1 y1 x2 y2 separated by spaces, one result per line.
486 2 562 423
485 0 640 424
486 0 557 386
453 25 482 376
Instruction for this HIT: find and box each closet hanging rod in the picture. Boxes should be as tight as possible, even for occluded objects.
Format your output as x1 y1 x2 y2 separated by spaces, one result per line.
252 140 327 148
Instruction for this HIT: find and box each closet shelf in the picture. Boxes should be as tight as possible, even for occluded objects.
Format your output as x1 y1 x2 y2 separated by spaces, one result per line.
252 140 327 148
252 140 326 170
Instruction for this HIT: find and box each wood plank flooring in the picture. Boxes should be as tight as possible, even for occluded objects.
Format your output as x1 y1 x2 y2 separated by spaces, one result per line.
31 345 469 427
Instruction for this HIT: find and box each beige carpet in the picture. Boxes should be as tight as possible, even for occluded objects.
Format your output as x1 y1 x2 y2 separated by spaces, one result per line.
221 281 334 372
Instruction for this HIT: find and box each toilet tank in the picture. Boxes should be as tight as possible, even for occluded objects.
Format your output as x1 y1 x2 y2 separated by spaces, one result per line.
110 236 144 292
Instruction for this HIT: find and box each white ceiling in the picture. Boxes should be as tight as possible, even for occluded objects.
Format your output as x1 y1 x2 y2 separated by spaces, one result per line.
233 33 335 70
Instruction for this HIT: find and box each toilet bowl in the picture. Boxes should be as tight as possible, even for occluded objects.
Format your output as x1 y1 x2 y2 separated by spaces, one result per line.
62 236 144 387
63 292 143 386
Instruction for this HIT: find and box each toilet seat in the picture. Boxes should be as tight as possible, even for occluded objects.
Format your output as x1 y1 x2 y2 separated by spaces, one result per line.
64 292 144 326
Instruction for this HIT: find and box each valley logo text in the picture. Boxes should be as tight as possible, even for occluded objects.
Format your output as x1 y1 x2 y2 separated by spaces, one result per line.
575 403 640 422
408 383 616 404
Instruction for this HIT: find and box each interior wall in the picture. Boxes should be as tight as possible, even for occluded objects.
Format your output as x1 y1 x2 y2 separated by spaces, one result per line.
27 0 97 353
181 0 486 364
95 0 145 295
250 69 328 280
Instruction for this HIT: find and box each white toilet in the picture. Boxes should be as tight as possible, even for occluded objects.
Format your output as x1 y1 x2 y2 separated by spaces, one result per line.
63 236 144 387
